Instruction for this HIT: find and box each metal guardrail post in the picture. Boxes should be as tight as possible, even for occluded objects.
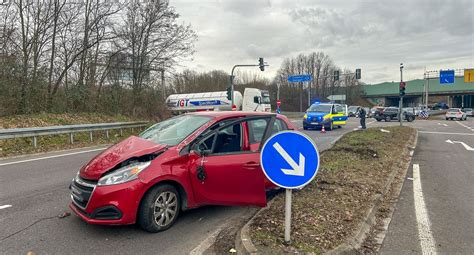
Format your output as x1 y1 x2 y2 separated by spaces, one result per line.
70 133 74 144
120 128 123 136
89 131 93 142
33 136 37 148
105 130 109 140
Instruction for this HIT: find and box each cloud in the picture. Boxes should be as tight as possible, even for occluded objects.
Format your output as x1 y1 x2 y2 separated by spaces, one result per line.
171 0 474 83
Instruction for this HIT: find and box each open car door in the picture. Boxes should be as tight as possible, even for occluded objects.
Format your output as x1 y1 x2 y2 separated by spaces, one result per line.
188 116 275 207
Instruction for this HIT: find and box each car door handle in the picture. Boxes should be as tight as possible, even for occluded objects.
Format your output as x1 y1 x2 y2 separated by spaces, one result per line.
243 162 260 169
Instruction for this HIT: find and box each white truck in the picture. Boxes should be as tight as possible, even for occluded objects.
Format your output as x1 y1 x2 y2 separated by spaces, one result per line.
166 88 271 114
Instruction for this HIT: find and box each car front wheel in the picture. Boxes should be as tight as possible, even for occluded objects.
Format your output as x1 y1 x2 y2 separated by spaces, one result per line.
138 184 180 233
385 116 391 122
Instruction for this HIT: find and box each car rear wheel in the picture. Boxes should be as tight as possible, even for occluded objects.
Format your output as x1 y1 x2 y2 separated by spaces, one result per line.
138 184 180 233
407 116 414 122
385 116 391 122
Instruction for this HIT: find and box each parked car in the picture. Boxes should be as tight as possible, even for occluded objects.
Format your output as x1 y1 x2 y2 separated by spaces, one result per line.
348 106 361 117
69 112 296 232
374 107 415 122
371 107 384 118
462 108 473 117
445 108 467 120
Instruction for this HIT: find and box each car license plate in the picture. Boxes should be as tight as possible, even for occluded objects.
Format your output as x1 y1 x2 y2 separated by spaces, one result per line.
311 122 319 125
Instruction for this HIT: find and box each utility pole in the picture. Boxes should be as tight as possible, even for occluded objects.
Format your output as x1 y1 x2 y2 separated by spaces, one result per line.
299 82 303 112
399 63 404 127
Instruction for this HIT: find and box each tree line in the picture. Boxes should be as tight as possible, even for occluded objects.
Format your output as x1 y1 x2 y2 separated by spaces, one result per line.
0 0 195 118
1 0 361 118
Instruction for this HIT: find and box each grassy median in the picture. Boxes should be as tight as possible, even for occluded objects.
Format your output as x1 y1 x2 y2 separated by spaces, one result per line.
0 113 150 158
250 126 416 254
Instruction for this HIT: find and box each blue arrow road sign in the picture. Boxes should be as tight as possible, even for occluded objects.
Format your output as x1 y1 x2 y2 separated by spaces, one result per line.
260 131 320 189
439 70 455 84
288 74 312 83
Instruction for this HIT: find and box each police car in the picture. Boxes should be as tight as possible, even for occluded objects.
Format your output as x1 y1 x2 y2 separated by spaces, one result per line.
303 103 348 130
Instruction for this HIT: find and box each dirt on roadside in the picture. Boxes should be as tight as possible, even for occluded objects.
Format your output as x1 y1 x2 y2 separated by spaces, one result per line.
249 126 416 254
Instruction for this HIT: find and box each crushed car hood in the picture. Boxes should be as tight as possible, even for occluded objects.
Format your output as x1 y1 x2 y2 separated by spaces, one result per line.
80 136 166 180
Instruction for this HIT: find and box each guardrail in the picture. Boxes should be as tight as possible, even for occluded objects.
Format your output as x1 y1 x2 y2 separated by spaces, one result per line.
0 122 150 148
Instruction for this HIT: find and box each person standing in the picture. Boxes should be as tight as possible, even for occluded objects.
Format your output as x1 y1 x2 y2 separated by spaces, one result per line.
359 107 366 129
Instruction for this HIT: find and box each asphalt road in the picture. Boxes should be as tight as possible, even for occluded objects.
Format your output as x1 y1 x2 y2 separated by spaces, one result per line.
380 118 474 254
0 118 364 255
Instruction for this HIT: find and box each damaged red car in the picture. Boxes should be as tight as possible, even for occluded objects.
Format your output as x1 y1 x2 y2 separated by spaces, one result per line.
69 111 296 232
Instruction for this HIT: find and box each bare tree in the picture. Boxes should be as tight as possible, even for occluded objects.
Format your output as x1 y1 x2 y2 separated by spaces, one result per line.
114 0 197 113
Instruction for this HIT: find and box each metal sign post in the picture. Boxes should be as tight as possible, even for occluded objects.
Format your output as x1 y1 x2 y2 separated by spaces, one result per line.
399 63 404 127
260 131 320 244
284 189 292 243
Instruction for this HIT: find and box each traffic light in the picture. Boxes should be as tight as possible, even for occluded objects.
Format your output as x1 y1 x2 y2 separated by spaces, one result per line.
258 57 265 71
334 70 340 81
399 81 406 96
355 68 361 79
226 86 232 100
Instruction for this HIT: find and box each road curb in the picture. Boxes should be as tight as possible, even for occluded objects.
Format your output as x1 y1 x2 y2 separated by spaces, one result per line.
235 197 277 254
235 128 418 255
327 129 418 254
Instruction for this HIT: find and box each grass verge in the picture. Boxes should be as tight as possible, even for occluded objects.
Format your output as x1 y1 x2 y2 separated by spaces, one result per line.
250 126 416 254
0 113 150 158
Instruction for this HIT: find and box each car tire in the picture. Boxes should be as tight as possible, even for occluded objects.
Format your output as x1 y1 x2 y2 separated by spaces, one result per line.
446 117 449 120
303 126 308 130
407 116 413 122
138 184 180 233
385 116 391 122
327 121 333 131
376 118 382 122
338 125 342 128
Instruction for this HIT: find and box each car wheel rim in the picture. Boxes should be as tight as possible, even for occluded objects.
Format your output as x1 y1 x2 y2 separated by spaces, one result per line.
153 191 178 227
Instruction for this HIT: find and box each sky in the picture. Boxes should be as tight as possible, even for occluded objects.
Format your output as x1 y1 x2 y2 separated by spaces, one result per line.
171 0 474 84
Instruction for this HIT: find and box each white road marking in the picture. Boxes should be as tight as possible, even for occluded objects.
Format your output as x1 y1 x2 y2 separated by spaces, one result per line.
0 148 106 167
419 131 474 136
412 164 437 255
445 139 474 151
190 224 225 255
455 121 474 131
442 124 448 127
0 205 12 210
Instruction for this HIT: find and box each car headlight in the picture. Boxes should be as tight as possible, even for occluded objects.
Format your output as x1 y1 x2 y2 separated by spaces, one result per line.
323 115 330 120
98 161 151 186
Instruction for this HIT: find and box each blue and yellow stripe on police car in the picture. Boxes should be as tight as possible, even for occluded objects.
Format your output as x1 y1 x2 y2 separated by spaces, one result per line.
331 114 348 126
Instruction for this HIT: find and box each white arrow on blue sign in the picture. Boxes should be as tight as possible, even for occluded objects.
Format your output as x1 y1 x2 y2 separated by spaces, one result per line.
260 131 320 189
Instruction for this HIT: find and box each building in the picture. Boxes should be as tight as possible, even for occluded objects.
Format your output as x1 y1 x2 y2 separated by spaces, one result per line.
362 77 474 108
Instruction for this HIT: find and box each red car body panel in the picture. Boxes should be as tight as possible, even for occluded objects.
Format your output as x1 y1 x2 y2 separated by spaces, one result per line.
80 136 166 180
70 112 297 225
